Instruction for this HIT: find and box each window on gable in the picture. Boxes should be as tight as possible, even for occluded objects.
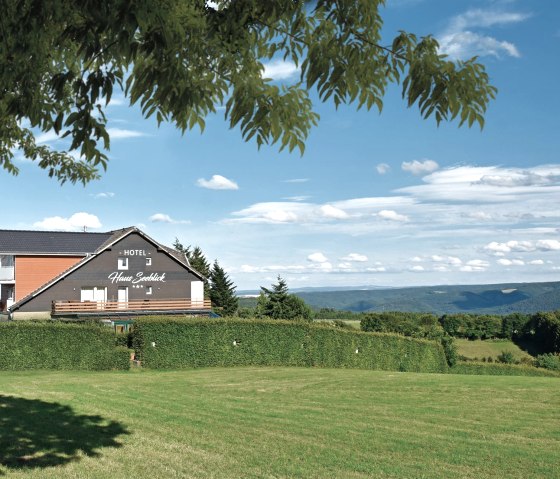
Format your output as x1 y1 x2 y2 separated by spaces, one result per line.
118 257 128 270
146 286 153 295
146 257 152 266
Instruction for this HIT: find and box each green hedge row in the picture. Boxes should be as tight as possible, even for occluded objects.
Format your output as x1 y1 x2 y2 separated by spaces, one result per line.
133 318 448 373
450 361 560 378
0 322 131 370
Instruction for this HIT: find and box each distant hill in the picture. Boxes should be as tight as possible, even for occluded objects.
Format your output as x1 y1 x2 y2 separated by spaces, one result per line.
238 281 560 315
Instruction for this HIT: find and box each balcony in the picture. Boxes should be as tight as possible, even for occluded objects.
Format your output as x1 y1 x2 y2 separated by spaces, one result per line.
52 298 212 316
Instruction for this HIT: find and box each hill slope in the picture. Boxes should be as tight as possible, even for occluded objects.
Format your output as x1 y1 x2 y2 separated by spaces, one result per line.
291 281 560 315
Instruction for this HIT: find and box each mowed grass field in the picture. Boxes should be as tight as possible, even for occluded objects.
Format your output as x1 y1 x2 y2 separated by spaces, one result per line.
455 339 533 361
1 368 559 478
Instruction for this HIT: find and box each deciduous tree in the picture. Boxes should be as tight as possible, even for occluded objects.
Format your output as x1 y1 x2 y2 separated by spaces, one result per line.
0 0 497 183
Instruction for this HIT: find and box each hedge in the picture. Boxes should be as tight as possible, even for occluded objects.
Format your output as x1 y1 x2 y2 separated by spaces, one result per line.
450 361 560 378
133 317 448 373
0 322 131 370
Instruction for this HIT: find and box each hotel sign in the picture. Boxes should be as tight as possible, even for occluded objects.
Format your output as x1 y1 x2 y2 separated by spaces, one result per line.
108 272 166 284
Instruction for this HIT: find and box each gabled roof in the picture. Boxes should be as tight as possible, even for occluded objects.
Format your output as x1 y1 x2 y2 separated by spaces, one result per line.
0 229 113 255
9 226 205 312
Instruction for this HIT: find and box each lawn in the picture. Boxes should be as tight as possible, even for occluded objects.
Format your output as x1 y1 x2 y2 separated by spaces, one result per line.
0 368 558 478
455 339 533 361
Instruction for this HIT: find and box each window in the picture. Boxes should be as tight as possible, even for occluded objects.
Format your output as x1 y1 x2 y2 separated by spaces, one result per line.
146 257 152 266
146 286 152 295
118 257 128 270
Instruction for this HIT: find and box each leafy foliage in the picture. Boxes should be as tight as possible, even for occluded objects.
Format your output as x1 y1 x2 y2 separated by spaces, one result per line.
257 276 313 320
209 260 238 316
133 317 448 373
0 0 496 183
174 239 211 296
450 362 560 378
0 321 130 370
534 353 560 372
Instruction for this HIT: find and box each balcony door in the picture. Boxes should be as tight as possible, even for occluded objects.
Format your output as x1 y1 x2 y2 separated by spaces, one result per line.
117 287 128 309
80 287 106 309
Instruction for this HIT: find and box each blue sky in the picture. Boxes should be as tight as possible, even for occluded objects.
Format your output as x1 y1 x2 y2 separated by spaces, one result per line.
5 0 560 290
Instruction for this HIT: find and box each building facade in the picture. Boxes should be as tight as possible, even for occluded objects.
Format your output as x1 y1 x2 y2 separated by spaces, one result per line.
0 227 208 319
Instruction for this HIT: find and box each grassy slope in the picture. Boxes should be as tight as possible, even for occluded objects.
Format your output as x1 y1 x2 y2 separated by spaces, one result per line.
456 339 533 361
0 368 559 479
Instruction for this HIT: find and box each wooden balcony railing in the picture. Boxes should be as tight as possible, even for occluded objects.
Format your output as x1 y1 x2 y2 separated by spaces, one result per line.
52 298 212 315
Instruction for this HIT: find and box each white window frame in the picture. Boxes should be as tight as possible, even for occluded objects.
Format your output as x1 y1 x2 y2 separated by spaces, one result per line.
146 257 152 266
146 286 153 295
118 257 128 270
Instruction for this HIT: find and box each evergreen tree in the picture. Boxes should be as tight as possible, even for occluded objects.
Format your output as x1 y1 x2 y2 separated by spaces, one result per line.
258 276 312 321
173 240 210 297
209 260 238 317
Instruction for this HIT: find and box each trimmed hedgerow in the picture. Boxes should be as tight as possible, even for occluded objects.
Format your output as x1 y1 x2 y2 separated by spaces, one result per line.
133 317 448 373
0 322 131 370
450 361 560 378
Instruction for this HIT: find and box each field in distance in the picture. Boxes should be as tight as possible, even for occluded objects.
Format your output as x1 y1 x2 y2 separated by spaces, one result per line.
0 368 558 478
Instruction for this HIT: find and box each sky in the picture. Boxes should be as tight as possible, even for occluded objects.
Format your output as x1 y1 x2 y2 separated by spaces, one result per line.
4 0 560 291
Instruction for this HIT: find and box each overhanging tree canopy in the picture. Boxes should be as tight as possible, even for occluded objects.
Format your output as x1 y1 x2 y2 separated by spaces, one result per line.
0 0 497 184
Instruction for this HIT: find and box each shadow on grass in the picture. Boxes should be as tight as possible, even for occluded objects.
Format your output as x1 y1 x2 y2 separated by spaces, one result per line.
0 395 129 474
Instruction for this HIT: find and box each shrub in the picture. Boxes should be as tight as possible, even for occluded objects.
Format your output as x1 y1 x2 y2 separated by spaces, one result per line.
0 321 130 370
535 353 560 371
450 362 560 378
134 317 448 373
497 351 516 364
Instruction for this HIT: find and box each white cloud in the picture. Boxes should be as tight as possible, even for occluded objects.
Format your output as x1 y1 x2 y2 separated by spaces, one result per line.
320 205 349 219
376 163 391 175
262 59 299 80
197 174 239 190
308 252 329 263
283 196 310 202
34 212 102 231
466 259 489 268
536 240 560 251
497 258 525 266
401 159 439 176
409 265 425 272
92 192 115 199
431 255 463 266
106 128 147 139
529 259 544 265
149 213 190 224
438 9 530 60
377 210 409 222
341 253 368 262
283 178 309 183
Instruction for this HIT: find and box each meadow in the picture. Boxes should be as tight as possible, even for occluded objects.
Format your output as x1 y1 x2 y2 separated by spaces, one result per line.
455 339 533 361
1 368 558 478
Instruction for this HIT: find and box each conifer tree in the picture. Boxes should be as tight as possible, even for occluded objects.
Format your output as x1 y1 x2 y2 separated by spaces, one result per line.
258 276 312 321
209 260 238 317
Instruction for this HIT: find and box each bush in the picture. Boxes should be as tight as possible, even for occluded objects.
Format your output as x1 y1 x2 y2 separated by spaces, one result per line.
535 353 560 371
133 317 448 373
450 362 560 378
497 351 516 364
0 321 130 370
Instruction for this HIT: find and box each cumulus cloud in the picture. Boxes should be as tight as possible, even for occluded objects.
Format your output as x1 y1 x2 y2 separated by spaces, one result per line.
197 174 239 190
497 258 525 266
376 163 391 175
341 253 368 262
431 255 463 266
401 159 439 176
320 205 349 219
528 259 544 265
409 265 425 272
377 210 409 222
149 213 190 224
34 212 102 231
484 239 560 254
262 59 299 80
438 9 530 60
307 252 329 263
